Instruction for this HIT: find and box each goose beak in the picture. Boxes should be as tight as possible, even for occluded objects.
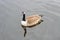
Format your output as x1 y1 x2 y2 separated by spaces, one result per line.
22 11 25 14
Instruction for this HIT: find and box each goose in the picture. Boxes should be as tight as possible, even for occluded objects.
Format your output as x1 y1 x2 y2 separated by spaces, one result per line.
21 11 43 37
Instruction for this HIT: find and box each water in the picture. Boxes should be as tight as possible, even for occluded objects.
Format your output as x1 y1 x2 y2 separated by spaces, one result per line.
0 0 60 40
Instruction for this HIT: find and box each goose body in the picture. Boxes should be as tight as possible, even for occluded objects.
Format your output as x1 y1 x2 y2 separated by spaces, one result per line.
21 15 42 27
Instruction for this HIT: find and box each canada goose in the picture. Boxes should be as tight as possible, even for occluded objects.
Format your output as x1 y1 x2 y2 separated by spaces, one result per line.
21 11 43 37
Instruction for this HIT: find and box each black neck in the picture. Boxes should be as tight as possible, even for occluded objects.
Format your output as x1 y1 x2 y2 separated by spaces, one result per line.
22 13 25 21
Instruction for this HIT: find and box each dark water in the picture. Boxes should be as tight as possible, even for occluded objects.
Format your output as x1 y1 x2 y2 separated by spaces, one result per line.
0 0 60 40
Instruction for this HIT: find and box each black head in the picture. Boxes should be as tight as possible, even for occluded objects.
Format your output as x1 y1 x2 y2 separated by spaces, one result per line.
22 11 25 14
22 11 26 21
